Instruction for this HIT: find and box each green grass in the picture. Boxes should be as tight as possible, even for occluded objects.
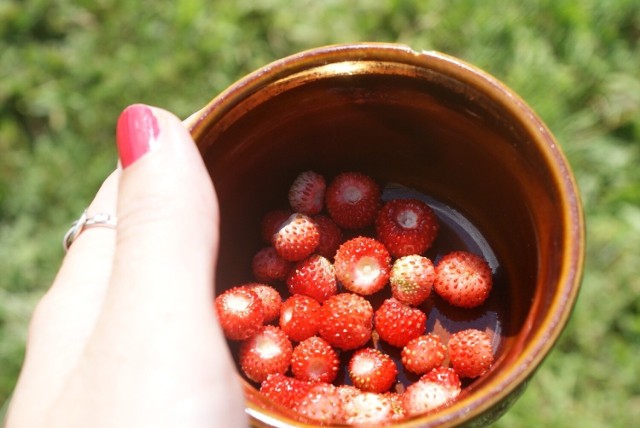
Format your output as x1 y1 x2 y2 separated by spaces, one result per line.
1 0 639 426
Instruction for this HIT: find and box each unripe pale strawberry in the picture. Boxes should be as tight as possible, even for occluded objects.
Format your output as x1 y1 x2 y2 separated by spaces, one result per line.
288 170 326 215
390 255 435 306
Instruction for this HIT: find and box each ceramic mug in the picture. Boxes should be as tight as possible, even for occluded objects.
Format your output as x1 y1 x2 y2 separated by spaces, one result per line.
184 43 584 427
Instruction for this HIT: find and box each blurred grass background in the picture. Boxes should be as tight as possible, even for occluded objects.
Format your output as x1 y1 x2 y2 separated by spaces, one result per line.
1 0 639 426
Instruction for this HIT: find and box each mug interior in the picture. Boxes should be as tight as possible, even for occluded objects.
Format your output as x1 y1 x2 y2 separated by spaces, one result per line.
189 44 583 427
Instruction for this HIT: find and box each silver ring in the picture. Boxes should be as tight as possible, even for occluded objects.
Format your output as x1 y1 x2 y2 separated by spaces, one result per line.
63 209 117 252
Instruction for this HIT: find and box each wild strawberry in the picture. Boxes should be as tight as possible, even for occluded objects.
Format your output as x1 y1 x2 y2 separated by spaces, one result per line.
375 298 427 347
448 328 494 378
288 170 326 215
293 382 344 425
385 391 406 421
215 286 265 341
325 171 381 229
420 366 462 394
318 292 374 351
390 254 435 306
251 246 292 283
260 209 292 244
401 333 447 375
286 254 337 302
336 384 362 401
279 294 321 342
434 251 493 308
334 236 391 296
348 347 398 393
259 373 313 410
312 214 343 259
375 198 439 257
291 336 340 383
244 283 282 323
401 375 460 417
272 213 320 261
341 391 396 426
239 325 293 383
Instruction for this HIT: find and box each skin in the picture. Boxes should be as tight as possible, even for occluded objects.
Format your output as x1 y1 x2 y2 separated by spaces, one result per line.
4 106 247 428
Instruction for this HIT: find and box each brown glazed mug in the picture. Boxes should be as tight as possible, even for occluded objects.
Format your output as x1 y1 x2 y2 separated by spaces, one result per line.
184 43 584 427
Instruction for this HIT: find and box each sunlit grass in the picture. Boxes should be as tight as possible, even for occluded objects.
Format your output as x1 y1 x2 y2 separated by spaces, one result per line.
1 0 639 425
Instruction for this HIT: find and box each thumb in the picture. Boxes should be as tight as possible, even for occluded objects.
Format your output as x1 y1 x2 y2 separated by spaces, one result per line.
68 104 245 425
109 104 219 310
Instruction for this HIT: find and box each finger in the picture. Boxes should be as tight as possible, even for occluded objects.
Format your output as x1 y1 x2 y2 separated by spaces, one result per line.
110 104 219 311
7 170 119 428
99 105 220 328
54 105 245 426
33 169 119 345
56 168 119 292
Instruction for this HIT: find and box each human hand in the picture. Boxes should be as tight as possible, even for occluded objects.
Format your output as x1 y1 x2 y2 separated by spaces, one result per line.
4 105 247 428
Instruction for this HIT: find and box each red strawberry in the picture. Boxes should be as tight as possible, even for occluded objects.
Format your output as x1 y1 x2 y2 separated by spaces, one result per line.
259 373 313 410
291 336 340 383
244 283 282 323
312 214 343 259
260 209 292 244
375 298 427 347
334 236 391 296
448 328 494 378
286 254 337 302
272 213 320 261
390 255 435 306
420 366 462 394
293 382 344 425
375 198 439 257
251 246 292 283
348 347 398 393
401 333 447 375
215 286 265 341
239 325 293 383
288 170 326 215
318 292 373 351
325 171 381 229
385 391 406 421
401 375 460 417
279 294 321 342
434 251 493 308
341 391 396 426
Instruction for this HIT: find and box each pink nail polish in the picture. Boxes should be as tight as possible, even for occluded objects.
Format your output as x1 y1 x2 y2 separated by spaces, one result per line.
116 104 160 168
